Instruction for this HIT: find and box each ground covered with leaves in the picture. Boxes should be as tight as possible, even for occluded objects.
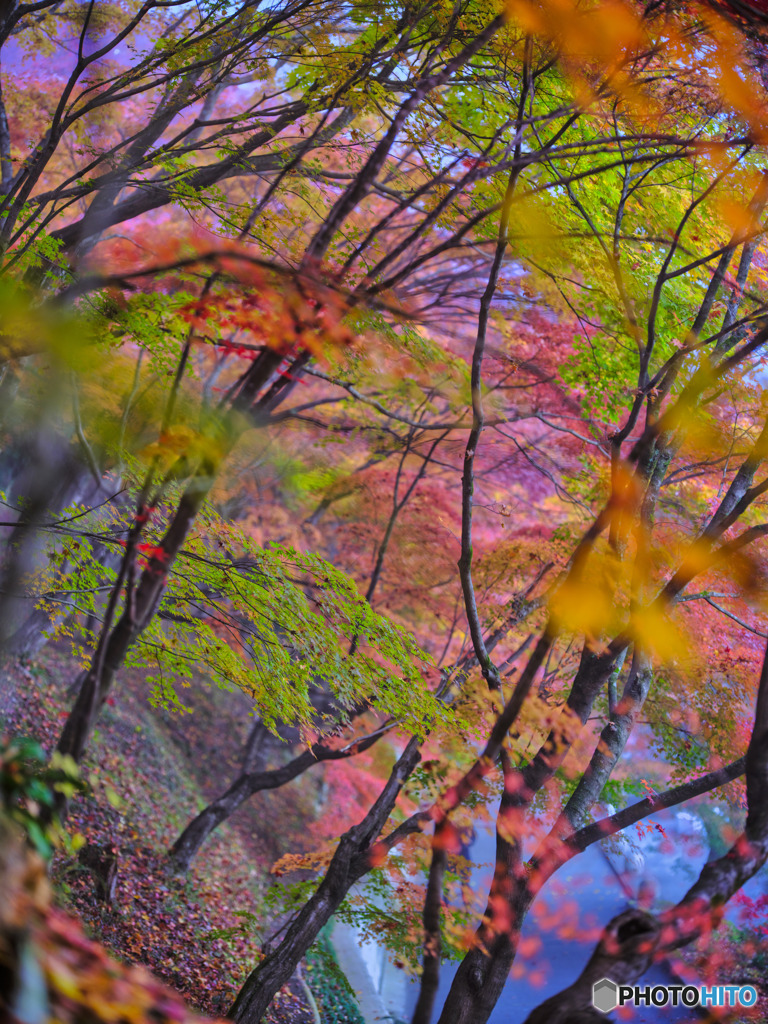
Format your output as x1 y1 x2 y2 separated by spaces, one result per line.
0 643 357 1023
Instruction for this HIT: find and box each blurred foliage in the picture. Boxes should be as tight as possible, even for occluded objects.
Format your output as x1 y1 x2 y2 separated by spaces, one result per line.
0 735 85 859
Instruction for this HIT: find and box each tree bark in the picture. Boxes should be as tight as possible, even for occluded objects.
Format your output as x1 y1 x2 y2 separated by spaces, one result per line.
520 639 768 1024
559 651 653 832
0 436 119 656
55 348 284 774
169 775 258 873
434 750 532 1024
169 725 388 870
411 833 447 1024
56 483 208 765
229 737 422 1024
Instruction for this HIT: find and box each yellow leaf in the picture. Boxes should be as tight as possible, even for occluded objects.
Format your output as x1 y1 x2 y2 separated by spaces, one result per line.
676 537 715 583
629 603 686 662
717 197 761 241
549 575 616 639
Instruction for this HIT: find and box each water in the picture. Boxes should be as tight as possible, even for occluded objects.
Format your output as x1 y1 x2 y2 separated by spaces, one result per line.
363 804 768 1023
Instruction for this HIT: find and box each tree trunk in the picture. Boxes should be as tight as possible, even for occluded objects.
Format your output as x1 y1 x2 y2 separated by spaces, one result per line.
169 717 383 871
433 886 531 1024
520 639 768 1024
230 831 361 1023
168 717 272 872
56 484 211 766
229 737 422 1024
54 349 284 773
425 644 622 1024
0 436 110 652
169 775 256 872
169 717 270 871
411 837 447 1024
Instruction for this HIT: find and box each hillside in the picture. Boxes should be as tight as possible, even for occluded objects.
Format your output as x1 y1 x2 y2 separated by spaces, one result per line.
0 642 363 1024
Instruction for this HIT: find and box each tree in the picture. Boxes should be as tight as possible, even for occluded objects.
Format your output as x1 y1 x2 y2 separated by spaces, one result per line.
3 1 768 1024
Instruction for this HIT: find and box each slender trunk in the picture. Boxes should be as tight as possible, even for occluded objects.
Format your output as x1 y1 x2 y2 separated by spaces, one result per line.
169 775 255 872
433 877 531 1024
240 718 270 774
229 737 422 1024
55 348 283 776
411 836 447 1024
559 652 652 832
169 721 269 871
56 481 207 766
425 644 619 1024
231 831 361 1023
520 640 768 1024
169 717 383 871
434 748 530 1024
0 70 13 198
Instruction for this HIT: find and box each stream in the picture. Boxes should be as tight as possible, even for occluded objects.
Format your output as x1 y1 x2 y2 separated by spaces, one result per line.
337 802 768 1023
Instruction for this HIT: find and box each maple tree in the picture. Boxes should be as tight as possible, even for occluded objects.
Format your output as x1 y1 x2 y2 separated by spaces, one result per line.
3 1 768 1024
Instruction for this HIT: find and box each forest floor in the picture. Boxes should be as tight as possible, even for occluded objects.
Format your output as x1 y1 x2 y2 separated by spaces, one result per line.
0 640 358 1023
